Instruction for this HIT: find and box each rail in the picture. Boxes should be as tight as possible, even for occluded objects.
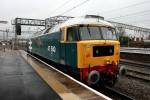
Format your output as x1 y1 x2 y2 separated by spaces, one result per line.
120 59 150 81
93 86 134 100
125 69 150 82
120 59 150 69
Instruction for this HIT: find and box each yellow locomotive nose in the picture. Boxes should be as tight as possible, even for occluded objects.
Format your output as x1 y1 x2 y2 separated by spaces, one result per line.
77 40 120 69
85 44 115 67
78 40 120 85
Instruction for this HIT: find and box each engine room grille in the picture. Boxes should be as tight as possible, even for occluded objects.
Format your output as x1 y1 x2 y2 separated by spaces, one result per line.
93 46 114 57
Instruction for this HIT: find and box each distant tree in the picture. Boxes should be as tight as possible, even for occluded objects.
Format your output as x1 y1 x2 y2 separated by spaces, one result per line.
115 27 130 46
116 27 125 37
119 36 131 46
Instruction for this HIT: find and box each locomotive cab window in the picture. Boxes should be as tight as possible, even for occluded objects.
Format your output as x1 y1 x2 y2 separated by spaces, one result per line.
79 26 103 40
67 27 78 42
78 26 117 40
101 27 117 40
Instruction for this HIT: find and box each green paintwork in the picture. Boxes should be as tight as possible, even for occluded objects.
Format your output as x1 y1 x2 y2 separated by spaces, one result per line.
30 32 78 74
60 43 77 68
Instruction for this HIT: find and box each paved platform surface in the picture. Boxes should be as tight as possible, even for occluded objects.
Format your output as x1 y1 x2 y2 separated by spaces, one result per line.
120 47 150 54
0 50 62 100
21 50 109 100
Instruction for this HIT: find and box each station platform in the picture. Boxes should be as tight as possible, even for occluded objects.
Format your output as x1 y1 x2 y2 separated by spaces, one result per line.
120 59 150 66
120 47 150 54
0 50 110 100
0 50 61 100
120 47 150 63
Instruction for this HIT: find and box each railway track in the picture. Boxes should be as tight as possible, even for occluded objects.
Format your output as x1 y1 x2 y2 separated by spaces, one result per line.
104 87 133 100
125 69 150 82
120 59 150 69
120 59 150 82
23 51 133 100
95 86 134 100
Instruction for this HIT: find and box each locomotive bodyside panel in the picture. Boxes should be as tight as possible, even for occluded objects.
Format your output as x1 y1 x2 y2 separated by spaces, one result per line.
30 32 61 63
46 32 61 63
65 43 77 67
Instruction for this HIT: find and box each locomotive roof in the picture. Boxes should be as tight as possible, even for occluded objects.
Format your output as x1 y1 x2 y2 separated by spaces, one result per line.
49 16 114 33
61 17 113 27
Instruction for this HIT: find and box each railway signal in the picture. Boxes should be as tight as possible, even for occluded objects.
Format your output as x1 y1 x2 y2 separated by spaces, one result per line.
15 24 21 35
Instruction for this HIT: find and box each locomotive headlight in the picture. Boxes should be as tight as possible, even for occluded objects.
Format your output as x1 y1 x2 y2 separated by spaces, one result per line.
112 61 117 66
115 61 118 66
105 59 110 65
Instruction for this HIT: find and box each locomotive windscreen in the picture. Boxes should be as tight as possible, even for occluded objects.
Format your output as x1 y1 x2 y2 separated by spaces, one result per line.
93 46 114 57
66 26 117 41
78 26 117 40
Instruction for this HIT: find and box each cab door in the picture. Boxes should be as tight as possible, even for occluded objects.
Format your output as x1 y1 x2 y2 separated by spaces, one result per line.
60 27 78 70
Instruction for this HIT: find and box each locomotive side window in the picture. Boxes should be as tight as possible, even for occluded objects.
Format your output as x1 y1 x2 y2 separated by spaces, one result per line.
60 28 64 41
67 27 78 42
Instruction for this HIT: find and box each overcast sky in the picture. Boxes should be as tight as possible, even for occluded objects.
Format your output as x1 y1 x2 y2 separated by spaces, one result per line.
0 0 150 31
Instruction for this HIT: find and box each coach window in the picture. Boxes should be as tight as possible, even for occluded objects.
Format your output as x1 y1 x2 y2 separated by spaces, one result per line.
67 27 78 42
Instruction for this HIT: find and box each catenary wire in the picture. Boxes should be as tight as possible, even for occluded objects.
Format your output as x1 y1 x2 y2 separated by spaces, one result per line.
50 0 74 15
126 19 150 24
59 0 91 15
100 0 150 14
107 10 150 20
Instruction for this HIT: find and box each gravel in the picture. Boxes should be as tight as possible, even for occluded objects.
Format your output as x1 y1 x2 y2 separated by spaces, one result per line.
114 76 150 100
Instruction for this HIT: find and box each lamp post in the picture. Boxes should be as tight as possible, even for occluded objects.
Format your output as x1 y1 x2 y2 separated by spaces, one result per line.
6 29 9 49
